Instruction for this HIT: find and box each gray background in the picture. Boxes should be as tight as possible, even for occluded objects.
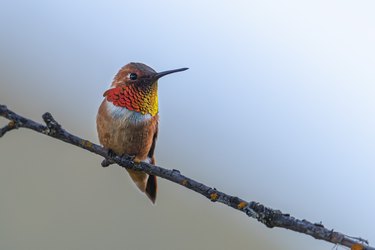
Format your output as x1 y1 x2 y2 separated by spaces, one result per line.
1 1 374 249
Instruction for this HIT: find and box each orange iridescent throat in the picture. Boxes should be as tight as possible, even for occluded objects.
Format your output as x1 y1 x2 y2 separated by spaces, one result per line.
104 84 158 116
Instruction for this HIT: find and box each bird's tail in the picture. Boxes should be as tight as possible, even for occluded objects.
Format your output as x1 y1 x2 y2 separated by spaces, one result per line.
145 174 157 203
127 170 157 204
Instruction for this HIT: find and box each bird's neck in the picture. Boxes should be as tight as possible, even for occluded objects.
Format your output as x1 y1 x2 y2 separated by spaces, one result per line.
104 84 158 116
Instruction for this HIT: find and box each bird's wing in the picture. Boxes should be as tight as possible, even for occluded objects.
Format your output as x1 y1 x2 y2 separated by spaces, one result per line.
147 122 158 163
145 122 158 203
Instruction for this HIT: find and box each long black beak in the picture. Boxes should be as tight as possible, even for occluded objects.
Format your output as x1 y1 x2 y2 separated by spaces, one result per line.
153 67 189 81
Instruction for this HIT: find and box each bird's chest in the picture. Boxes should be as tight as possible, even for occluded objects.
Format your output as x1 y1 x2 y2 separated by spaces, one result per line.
100 101 157 156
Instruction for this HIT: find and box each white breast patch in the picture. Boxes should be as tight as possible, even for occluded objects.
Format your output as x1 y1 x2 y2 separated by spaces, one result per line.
106 101 152 124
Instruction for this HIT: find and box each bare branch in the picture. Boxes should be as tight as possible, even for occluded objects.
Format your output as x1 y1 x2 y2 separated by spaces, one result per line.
0 104 373 250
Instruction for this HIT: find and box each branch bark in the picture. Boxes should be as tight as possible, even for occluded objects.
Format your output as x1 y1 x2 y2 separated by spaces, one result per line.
0 104 372 250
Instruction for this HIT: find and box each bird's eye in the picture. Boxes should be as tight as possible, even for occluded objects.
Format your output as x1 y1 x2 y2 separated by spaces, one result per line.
128 73 138 80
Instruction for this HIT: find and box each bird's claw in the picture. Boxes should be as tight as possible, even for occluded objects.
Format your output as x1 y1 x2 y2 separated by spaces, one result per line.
126 154 135 161
127 155 141 164
107 149 117 158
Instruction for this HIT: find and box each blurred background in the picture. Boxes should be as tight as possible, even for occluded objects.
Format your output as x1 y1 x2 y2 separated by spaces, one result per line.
1 0 374 249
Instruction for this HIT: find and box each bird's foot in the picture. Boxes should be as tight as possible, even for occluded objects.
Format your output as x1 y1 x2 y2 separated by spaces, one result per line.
107 149 117 158
128 155 141 164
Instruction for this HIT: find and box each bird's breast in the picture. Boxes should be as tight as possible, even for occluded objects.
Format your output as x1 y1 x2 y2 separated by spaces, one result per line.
97 100 158 158
106 101 153 125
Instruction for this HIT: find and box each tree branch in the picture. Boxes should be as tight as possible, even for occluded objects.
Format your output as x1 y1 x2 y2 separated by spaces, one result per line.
0 104 372 250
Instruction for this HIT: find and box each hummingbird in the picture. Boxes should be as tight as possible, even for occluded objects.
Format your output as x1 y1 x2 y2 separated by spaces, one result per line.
96 62 188 203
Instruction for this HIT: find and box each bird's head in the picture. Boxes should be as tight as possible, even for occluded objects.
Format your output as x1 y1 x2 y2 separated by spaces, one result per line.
104 62 188 116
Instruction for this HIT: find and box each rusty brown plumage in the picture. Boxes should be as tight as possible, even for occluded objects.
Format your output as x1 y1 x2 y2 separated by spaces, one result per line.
97 99 158 202
96 62 188 203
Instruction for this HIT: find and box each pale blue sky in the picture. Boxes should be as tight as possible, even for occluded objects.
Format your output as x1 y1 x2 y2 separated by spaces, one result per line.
1 1 374 249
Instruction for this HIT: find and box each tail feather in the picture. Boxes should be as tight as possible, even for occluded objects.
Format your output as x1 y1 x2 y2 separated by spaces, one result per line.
145 175 157 203
127 169 157 204
127 169 147 191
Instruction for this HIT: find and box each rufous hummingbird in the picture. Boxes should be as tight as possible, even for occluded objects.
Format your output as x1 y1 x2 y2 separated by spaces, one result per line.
96 62 188 203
